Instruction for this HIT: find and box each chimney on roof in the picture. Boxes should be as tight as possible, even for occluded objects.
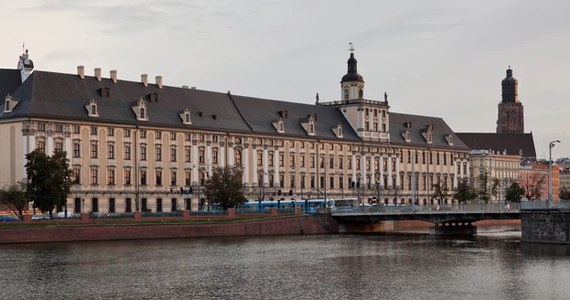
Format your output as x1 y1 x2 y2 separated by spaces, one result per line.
94 68 102 81
141 74 148 87
77 66 85 79
110 70 117 83
155 76 163 89
191 86 196 90
182 85 189 89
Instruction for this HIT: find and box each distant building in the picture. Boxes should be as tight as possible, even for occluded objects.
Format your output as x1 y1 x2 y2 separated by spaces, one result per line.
0 48 470 214
519 160 559 201
469 150 521 203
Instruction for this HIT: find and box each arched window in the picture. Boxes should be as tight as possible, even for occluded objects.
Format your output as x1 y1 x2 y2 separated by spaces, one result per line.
344 88 349 100
140 107 146 119
4 100 9 112
91 104 97 115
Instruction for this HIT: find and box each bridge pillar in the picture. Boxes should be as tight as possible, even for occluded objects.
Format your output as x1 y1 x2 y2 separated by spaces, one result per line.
429 222 477 236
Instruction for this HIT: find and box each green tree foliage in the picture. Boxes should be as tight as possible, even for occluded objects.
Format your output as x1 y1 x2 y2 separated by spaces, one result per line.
559 186 570 200
0 182 29 220
453 179 477 203
25 150 72 218
505 182 525 203
204 166 246 209
431 181 449 204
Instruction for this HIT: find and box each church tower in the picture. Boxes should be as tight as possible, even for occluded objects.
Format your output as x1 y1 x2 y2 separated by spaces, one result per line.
496 67 524 134
17 48 34 82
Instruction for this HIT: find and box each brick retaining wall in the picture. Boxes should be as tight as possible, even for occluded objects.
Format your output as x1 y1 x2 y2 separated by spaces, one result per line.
0 215 339 244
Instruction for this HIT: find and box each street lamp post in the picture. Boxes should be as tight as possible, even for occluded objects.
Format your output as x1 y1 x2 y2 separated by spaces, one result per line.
548 140 561 208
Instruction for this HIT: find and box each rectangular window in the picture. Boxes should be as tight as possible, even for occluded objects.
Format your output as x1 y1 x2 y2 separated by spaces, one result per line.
90 126 97 136
107 143 115 159
156 145 162 161
330 176 334 189
290 175 295 188
140 145 147 161
170 131 177 141
140 169 147 186
36 140 46 153
125 198 132 213
73 125 80 134
170 146 177 162
185 170 191 186
212 148 218 164
156 130 162 140
73 142 80 158
90 142 98 158
90 168 98 185
185 147 191 162
257 151 263 166
109 198 116 213
171 199 178 212
300 154 305 168
108 169 115 185
156 169 162 186
74 198 81 213
124 168 131 185
140 129 146 138
330 157 334 169
72 167 80 185
91 198 99 213
124 129 131 138
108 127 114 137
156 198 163 212
279 153 284 167
199 148 205 163
54 141 63 153
171 170 177 186
141 198 148 212
290 153 295 167
124 144 131 160
185 133 191 141
310 156 315 168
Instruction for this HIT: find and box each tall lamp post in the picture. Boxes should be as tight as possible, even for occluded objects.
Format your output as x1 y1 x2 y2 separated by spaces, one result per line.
548 140 561 208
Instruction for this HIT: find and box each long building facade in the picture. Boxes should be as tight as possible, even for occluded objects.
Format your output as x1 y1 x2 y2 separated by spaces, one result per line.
0 49 470 214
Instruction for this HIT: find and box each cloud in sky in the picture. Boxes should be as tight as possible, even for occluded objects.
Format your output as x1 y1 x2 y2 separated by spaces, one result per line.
2 0 570 158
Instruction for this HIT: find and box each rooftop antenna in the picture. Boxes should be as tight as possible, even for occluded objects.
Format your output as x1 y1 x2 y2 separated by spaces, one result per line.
22 42 25 53
349 42 355 53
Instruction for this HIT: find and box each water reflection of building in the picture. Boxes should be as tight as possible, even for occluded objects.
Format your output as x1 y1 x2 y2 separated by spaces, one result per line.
0 48 469 213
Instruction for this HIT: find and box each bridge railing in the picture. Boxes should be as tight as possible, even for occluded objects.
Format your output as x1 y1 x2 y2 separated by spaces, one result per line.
520 200 570 210
331 202 521 215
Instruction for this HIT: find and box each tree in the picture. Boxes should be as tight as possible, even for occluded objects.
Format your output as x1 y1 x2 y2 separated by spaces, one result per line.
505 182 525 203
560 186 570 200
25 150 72 218
204 166 246 209
0 182 29 220
453 179 477 203
431 181 449 205
519 172 546 201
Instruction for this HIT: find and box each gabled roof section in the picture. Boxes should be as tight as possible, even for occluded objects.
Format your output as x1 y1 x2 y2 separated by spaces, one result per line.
389 112 469 150
230 94 361 141
0 69 22 99
456 132 536 158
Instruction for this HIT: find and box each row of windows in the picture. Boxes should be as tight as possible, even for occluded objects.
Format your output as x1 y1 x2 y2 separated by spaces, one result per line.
74 197 189 214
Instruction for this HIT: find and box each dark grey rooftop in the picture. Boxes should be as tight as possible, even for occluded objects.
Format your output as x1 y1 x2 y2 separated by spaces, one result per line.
389 113 470 151
456 132 536 158
0 69 22 100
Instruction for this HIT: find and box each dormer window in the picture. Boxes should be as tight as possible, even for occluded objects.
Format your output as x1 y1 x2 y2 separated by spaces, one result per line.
309 123 315 135
427 132 432 144
405 131 411 142
301 114 316 136
98 87 110 98
131 98 148 121
273 117 285 133
85 98 99 117
179 108 192 125
420 124 433 144
3 96 19 114
445 134 454 146
332 124 343 138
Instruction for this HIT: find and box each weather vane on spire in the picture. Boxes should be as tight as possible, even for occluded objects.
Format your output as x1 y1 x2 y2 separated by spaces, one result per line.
349 42 355 53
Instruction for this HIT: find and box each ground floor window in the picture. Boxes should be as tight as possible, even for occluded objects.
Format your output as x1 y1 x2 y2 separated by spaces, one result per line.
109 198 115 213
185 198 191 210
125 198 132 213
171 198 177 211
142 198 148 212
156 198 163 212
74 198 81 213
92 198 99 213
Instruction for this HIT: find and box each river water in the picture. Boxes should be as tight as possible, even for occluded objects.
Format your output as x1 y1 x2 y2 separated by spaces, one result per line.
1 231 570 300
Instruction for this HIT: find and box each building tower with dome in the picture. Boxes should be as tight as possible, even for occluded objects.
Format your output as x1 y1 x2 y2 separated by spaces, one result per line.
496 67 524 134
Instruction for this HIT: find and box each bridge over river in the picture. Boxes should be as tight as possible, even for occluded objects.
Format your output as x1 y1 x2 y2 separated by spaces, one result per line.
329 203 525 235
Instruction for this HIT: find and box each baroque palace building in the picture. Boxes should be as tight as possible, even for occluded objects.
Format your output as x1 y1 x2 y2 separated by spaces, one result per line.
0 48 470 214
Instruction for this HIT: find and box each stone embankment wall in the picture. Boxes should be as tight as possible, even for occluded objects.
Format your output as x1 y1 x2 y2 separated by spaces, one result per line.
0 215 339 244
522 210 570 244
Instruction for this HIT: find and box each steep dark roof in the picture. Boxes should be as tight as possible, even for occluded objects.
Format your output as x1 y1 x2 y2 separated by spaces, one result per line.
231 95 360 141
389 113 470 150
0 70 361 141
0 69 22 99
455 132 536 158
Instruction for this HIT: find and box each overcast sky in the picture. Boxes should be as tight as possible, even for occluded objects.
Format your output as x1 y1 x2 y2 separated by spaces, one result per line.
2 0 569 158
